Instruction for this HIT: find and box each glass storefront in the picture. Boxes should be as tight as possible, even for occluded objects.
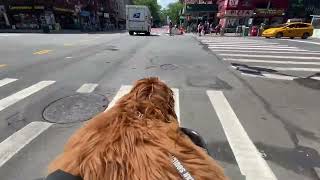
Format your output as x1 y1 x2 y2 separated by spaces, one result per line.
11 13 40 29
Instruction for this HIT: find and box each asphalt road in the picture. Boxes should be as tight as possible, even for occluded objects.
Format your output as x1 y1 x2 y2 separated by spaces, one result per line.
0 30 319 180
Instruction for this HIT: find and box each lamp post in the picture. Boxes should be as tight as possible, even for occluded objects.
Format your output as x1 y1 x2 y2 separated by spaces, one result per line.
264 0 271 24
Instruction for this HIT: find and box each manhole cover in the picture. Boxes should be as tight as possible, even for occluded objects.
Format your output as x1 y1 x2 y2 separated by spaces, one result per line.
43 94 109 124
160 64 178 70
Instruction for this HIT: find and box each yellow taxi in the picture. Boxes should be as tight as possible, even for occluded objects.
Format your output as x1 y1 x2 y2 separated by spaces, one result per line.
262 23 314 39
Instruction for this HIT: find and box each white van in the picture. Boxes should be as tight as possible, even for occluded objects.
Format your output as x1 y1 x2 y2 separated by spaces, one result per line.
126 5 152 36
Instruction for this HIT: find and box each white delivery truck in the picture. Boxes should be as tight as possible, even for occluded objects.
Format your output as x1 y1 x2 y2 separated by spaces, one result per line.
126 5 152 36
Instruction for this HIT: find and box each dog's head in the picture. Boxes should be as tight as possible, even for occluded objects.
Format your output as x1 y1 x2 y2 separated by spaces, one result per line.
116 77 177 123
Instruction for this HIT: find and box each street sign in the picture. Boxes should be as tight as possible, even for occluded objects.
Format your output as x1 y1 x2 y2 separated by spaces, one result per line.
228 0 239 8
224 10 253 17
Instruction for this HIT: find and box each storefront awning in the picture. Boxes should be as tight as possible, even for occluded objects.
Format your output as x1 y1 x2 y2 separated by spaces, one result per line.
184 4 218 14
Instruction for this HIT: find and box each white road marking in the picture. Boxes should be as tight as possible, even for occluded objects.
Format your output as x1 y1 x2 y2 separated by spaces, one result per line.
201 40 260 42
105 85 132 111
262 73 296 80
218 53 320 60
0 78 18 88
224 58 320 65
0 121 52 167
207 91 277 180
254 66 320 72
209 45 297 48
204 42 280 46
172 88 180 123
0 81 55 112
311 77 320 80
214 50 320 55
209 47 308 51
76 83 98 93
105 85 181 124
279 39 320 45
65 57 73 59
0 34 21 37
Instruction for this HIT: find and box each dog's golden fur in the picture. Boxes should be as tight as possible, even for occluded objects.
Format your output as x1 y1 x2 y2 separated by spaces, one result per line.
48 77 227 180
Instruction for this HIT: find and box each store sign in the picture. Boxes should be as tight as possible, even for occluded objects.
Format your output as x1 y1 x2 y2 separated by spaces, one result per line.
0 5 5 13
228 0 239 8
34 6 45 10
255 9 284 16
80 11 90 17
53 7 74 13
9 6 32 10
224 10 253 17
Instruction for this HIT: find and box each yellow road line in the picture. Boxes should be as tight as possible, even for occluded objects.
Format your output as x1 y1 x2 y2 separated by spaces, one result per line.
0 64 7 68
33 50 52 55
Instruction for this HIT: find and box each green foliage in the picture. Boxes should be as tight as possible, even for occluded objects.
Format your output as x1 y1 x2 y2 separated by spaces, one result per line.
133 0 162 25
166 2 183 24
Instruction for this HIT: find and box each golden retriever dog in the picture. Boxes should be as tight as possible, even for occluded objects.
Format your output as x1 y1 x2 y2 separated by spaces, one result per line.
47 77 227 180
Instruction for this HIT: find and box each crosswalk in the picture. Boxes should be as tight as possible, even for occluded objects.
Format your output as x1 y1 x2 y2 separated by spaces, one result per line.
198 37 320 80
0 34 22 37
0 77 278 179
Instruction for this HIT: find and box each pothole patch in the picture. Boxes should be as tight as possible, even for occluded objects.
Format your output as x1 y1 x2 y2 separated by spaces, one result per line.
160 64 178 70
43 93 109 124
104 45 119 51
187 76 232 90
294 78 320 90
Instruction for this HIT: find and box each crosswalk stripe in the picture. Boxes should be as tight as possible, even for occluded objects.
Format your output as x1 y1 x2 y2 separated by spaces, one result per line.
76 83 98 93
0 81 55 112
279 39 320 45
213 50 320 55
207 91 277 180
204 42 280 45
0 121 52 168
252 66 320 72
208 45 297 48
172 88 180 122
224 58 320 65
218 53 320 60
105 85 131 111
105 85 181 124
208 47 307 51
0 78 18 88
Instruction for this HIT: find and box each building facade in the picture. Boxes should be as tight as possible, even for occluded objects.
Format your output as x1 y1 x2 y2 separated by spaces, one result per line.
0 0 130 30
216 0 288 28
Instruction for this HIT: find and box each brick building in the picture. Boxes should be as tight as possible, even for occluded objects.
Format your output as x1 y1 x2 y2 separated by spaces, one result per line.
0 0 129 30
216 0 288 28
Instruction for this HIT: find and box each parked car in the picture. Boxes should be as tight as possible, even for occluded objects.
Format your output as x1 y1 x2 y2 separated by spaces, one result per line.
262 23 314 39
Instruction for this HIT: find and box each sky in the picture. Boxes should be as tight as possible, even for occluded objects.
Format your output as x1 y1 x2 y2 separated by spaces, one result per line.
158 0 177 8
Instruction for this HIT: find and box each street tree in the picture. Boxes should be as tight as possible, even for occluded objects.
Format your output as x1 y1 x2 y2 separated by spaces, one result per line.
166 2 183 24
133 0 162 26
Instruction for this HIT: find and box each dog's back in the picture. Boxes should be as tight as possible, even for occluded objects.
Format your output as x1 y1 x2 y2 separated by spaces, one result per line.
47 77 227 180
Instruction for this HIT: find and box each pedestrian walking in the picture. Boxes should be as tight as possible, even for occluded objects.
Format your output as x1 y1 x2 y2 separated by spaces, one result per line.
215 24 222 35
169 21 173 36
198 22 204 36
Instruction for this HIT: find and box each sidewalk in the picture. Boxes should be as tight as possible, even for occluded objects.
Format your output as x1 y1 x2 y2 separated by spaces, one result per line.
0 29 126 34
